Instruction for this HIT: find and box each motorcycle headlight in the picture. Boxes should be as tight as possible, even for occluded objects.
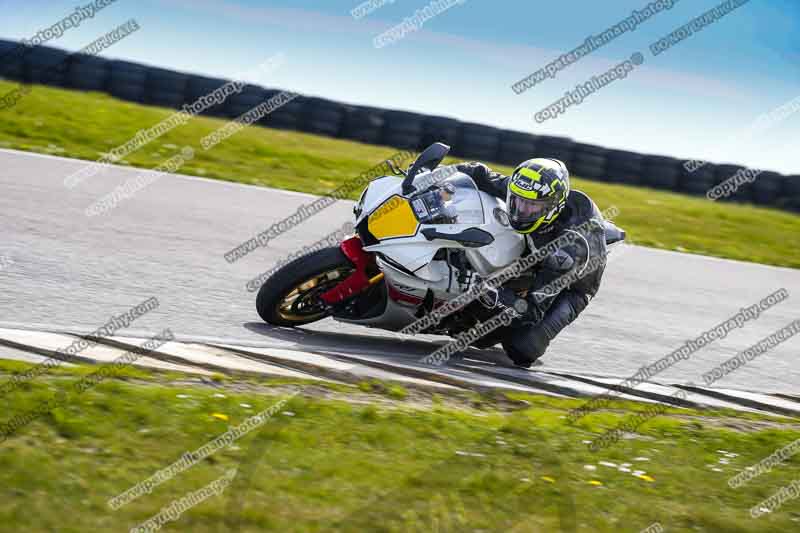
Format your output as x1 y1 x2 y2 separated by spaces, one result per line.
493 207 510 227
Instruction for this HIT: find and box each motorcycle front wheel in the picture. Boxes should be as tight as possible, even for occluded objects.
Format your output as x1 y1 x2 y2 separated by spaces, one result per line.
256 246 355 327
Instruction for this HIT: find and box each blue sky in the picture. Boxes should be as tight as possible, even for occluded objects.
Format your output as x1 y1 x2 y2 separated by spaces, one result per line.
1 0 798 174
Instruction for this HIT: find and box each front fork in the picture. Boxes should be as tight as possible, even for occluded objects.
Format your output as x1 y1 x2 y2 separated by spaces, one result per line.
319 237 383 305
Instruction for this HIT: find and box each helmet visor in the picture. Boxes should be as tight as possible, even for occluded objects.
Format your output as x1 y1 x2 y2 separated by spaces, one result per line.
507 193 557 226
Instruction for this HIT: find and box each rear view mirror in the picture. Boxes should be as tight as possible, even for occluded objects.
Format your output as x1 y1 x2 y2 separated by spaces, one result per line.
403 142 450 194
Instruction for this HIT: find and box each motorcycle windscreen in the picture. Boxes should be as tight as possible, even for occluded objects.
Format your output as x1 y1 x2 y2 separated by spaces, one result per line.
409 174 485 225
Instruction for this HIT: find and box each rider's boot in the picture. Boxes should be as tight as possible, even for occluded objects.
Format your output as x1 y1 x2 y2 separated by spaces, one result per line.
502 289 589 368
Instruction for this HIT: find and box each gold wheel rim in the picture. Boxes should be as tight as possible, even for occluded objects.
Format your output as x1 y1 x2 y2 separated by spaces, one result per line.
277 267 353 322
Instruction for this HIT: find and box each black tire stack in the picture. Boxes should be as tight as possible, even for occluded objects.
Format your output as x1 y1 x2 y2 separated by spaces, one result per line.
536 136 574 168
713 165 750 202
0 41 26 81
381 111 425 149
641 155 681 191
341 106 384 145
145 66 188 110
752 171 784 207
678 161 716 197
422 116 460 151
68 54 109 92
109 60 148 103
781 176 800 212
497 130 537 167
265 91 305 130
25 46 71 87
1 36 798 215
605 150 644 185
302 97 345 138
454 123 501 162
571 143 607 181
184 75 231 117
225 85 267 119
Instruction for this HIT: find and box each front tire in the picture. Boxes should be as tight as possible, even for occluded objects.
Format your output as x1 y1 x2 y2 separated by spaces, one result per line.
256 246 355 327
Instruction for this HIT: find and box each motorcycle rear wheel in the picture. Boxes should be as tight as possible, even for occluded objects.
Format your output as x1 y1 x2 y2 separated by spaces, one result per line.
256 246 355 327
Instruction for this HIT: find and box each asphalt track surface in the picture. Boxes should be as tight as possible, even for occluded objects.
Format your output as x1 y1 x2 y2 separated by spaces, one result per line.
1 149 799 395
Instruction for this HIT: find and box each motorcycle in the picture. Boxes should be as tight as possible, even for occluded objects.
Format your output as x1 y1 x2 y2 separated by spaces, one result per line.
256 143 625 349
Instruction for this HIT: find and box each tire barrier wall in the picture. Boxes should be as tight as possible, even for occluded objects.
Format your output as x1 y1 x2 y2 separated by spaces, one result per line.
0 38 796 212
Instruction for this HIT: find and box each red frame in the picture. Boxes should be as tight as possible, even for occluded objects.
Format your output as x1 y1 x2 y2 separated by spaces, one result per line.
320 237 376 304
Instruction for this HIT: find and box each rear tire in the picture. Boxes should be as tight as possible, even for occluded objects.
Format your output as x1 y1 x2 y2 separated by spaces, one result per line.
256 247 354 327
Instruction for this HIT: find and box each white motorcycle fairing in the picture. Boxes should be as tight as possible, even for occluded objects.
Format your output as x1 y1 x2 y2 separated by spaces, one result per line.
335 169 525 331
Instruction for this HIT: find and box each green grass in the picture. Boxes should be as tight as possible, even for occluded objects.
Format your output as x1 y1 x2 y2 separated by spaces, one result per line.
1 80 799 268
1 357 799 532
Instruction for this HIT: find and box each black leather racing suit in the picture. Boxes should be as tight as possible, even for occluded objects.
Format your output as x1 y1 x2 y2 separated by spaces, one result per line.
454 162 607 366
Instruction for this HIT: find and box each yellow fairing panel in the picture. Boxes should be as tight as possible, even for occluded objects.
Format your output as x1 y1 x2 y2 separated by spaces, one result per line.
368 195 419 240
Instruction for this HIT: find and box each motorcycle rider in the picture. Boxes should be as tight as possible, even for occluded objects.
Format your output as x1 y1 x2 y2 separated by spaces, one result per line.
453 158 608 367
